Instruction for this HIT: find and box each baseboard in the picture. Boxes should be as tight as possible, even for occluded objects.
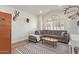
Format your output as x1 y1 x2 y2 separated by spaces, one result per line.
12 39 29 45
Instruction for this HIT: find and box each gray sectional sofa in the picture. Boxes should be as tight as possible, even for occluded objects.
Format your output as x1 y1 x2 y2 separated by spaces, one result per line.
35 30 70 44
29 30 70 44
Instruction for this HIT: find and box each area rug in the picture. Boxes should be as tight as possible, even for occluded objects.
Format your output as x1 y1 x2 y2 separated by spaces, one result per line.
12 42 69 54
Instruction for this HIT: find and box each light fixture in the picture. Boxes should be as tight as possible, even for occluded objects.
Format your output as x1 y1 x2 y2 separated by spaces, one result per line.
40 10 43 14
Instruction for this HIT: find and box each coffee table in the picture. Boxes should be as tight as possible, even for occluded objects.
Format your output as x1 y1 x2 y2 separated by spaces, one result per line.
41 37 58 47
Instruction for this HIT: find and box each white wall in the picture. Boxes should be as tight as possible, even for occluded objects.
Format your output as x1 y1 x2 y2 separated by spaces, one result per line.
64 17 79 34
0 6 37 43
37 15 43 30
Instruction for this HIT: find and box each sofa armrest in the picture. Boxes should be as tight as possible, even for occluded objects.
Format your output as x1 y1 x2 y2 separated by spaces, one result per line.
29 34 40 42
64 33 70 42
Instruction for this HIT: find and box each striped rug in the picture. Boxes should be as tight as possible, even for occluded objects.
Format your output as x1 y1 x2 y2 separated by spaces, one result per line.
12 42 69 54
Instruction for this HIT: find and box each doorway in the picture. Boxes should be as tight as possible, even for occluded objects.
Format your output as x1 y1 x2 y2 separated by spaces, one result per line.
0 12 12 54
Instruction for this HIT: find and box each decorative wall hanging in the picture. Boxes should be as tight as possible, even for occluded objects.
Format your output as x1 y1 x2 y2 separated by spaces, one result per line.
13 10 20 21
64 5 79 20
26 18 30 23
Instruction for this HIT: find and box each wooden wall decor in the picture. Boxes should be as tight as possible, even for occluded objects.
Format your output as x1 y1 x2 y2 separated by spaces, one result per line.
64 5 79 20
0 12 11 54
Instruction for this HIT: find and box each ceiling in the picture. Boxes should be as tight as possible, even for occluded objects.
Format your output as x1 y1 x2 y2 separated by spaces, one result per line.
9 5 64 15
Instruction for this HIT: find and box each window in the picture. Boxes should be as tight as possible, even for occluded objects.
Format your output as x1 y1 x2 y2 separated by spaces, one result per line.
43 15 65 30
